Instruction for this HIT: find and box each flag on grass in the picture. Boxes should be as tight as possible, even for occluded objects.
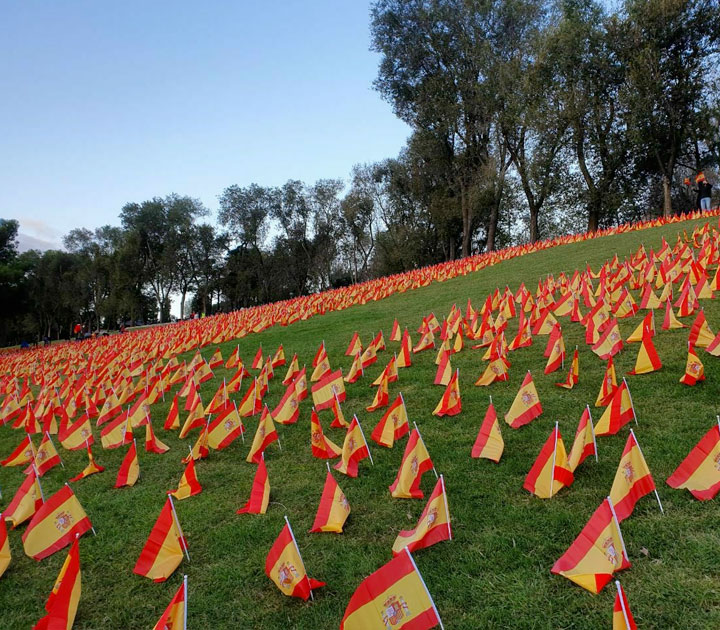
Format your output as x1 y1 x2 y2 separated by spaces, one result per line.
168 458 202 500
153 575 187 630
33 536 81 630
609 430 661 521
667 421 720 500
237 455 270 515
594 380 635 436
391 475 451 556
371 395 409 448
340 548 442 630
432 369 461 417
334 416 372 478
471 400 503 462
613 581 637 630
567 406 597 473
265 518 324 600
69 446 105 482
389 427 434 499
0 516 10 578
505 371 542 429
309 469 350 533
310 410 342 459
23 485 92 561
115 441 140 488
523 423 574 498
4 468 43 529
133 497 187 582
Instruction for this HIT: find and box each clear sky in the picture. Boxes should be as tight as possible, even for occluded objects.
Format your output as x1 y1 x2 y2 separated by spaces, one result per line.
0 1 410 250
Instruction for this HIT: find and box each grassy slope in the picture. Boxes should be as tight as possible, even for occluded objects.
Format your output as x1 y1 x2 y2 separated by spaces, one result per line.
2 216 720 629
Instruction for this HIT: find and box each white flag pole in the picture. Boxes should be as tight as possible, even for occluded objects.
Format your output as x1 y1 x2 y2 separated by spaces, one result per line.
168 495 190 561
615 581 632 630
354 415 373 465
549 422 559 498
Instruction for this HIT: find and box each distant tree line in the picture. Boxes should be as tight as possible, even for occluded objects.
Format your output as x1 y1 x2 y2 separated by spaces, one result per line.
0 0 718 346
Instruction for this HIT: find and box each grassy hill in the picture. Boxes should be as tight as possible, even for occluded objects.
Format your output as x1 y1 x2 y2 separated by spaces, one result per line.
2 214 720 629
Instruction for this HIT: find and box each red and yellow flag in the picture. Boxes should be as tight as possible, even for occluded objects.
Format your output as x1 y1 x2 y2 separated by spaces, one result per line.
613 581 637 630
115 440 140 488
551 497 630 593
680 344 705 385
311 369 346 411
366 372 390 412
265 518 324 600
310 410 342 459
58 413 94 451
627 325 661 374
523 423 574 498
370 395 409 448
246 407 279 464
237 455 270 515
471 400 503 462
153 576 187 630
33 536 81 630
207 403 244 450
389 427 434 499
330 394 349 429
1 435 35 467
146 420 170 454
309 469 350 533
68 446 105 482
22 485 92 561
392 475 451 556
667 422 720 500
100 411 131 449
594 379 635 436
334 416 372 478
432 369 461 417
33 432 62 477
164 395 180 430
133 497 187 582
169 458 202 500
4 468 43 528
340 548 442 630
567 406 597 473
504 371 542 429
609 430 660 522
0 516 9 578
271 383 300 425
596 356 618 407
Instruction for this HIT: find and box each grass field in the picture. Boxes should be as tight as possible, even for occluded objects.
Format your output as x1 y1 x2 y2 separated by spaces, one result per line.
2 215 720 629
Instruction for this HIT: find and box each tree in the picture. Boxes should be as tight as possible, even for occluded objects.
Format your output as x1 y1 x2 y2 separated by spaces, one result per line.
621 0 720 217
120 194 206 322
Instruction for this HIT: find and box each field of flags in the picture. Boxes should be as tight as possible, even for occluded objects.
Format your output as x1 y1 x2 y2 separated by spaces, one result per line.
1 210 720 628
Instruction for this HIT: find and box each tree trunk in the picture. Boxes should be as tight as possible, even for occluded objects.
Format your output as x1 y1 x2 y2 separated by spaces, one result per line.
662 175 672 217
180 290 187 320
529 204 540 243
587 201 600 233
460 182 471 258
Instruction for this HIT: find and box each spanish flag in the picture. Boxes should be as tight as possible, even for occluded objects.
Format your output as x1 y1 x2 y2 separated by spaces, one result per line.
310 410 342 459
397 329 412 367
282 353 300 385
237 379 262 418
609 430 661 522
390 318 401 342
164 394 180 430
0 516 9 578
4 468 43 528
179 401 206 439
471 400 503 462
595 357 617 407
33 432 62 477
246 406 279 464
330 394 349 429
182 424 209 463
237 454 270 514
100 411 131 449
153 575 187 630
474 357 508 386
168 458 202 500
265 518 325 600
432 369 461 417
523 423 574 498
22 485 92 561
271 383 300 425
115 440 140 488
251 346 263 370
334 416 372 477
58 413 94 451
1 435 35 467
567 406 597 472
344 351 364 384
667 422 720 500
340 548 442 630
311 369 346 411
392 475 451 556
594 379 635 436
146 420 170 454
133 497 187 582
662 298 684 330
311 354 331 383
613 581 637 630
271 344 286 367
370 394 409 448
504 371 542 429
33 536 81 630
389 427 434 499
591 318 623 359
68 446 105 482
627 325 661 374
433 350 452 386
366 372 390 412
551 497 630 593
627 310 654 343
345 332 362 356
309 468 350 533
293 368 308 401
680 344 705 385
207 403 244 450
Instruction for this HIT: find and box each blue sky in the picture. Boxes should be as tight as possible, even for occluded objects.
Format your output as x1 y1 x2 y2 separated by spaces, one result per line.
0 1 410 250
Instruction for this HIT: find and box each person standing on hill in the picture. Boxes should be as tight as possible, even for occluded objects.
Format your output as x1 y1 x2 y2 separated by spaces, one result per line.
697 173 713 211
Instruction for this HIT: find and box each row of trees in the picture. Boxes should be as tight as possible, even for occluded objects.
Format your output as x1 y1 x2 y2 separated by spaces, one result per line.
1 0 718 345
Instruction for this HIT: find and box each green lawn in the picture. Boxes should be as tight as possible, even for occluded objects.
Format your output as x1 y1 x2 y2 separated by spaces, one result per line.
2 216 720 629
